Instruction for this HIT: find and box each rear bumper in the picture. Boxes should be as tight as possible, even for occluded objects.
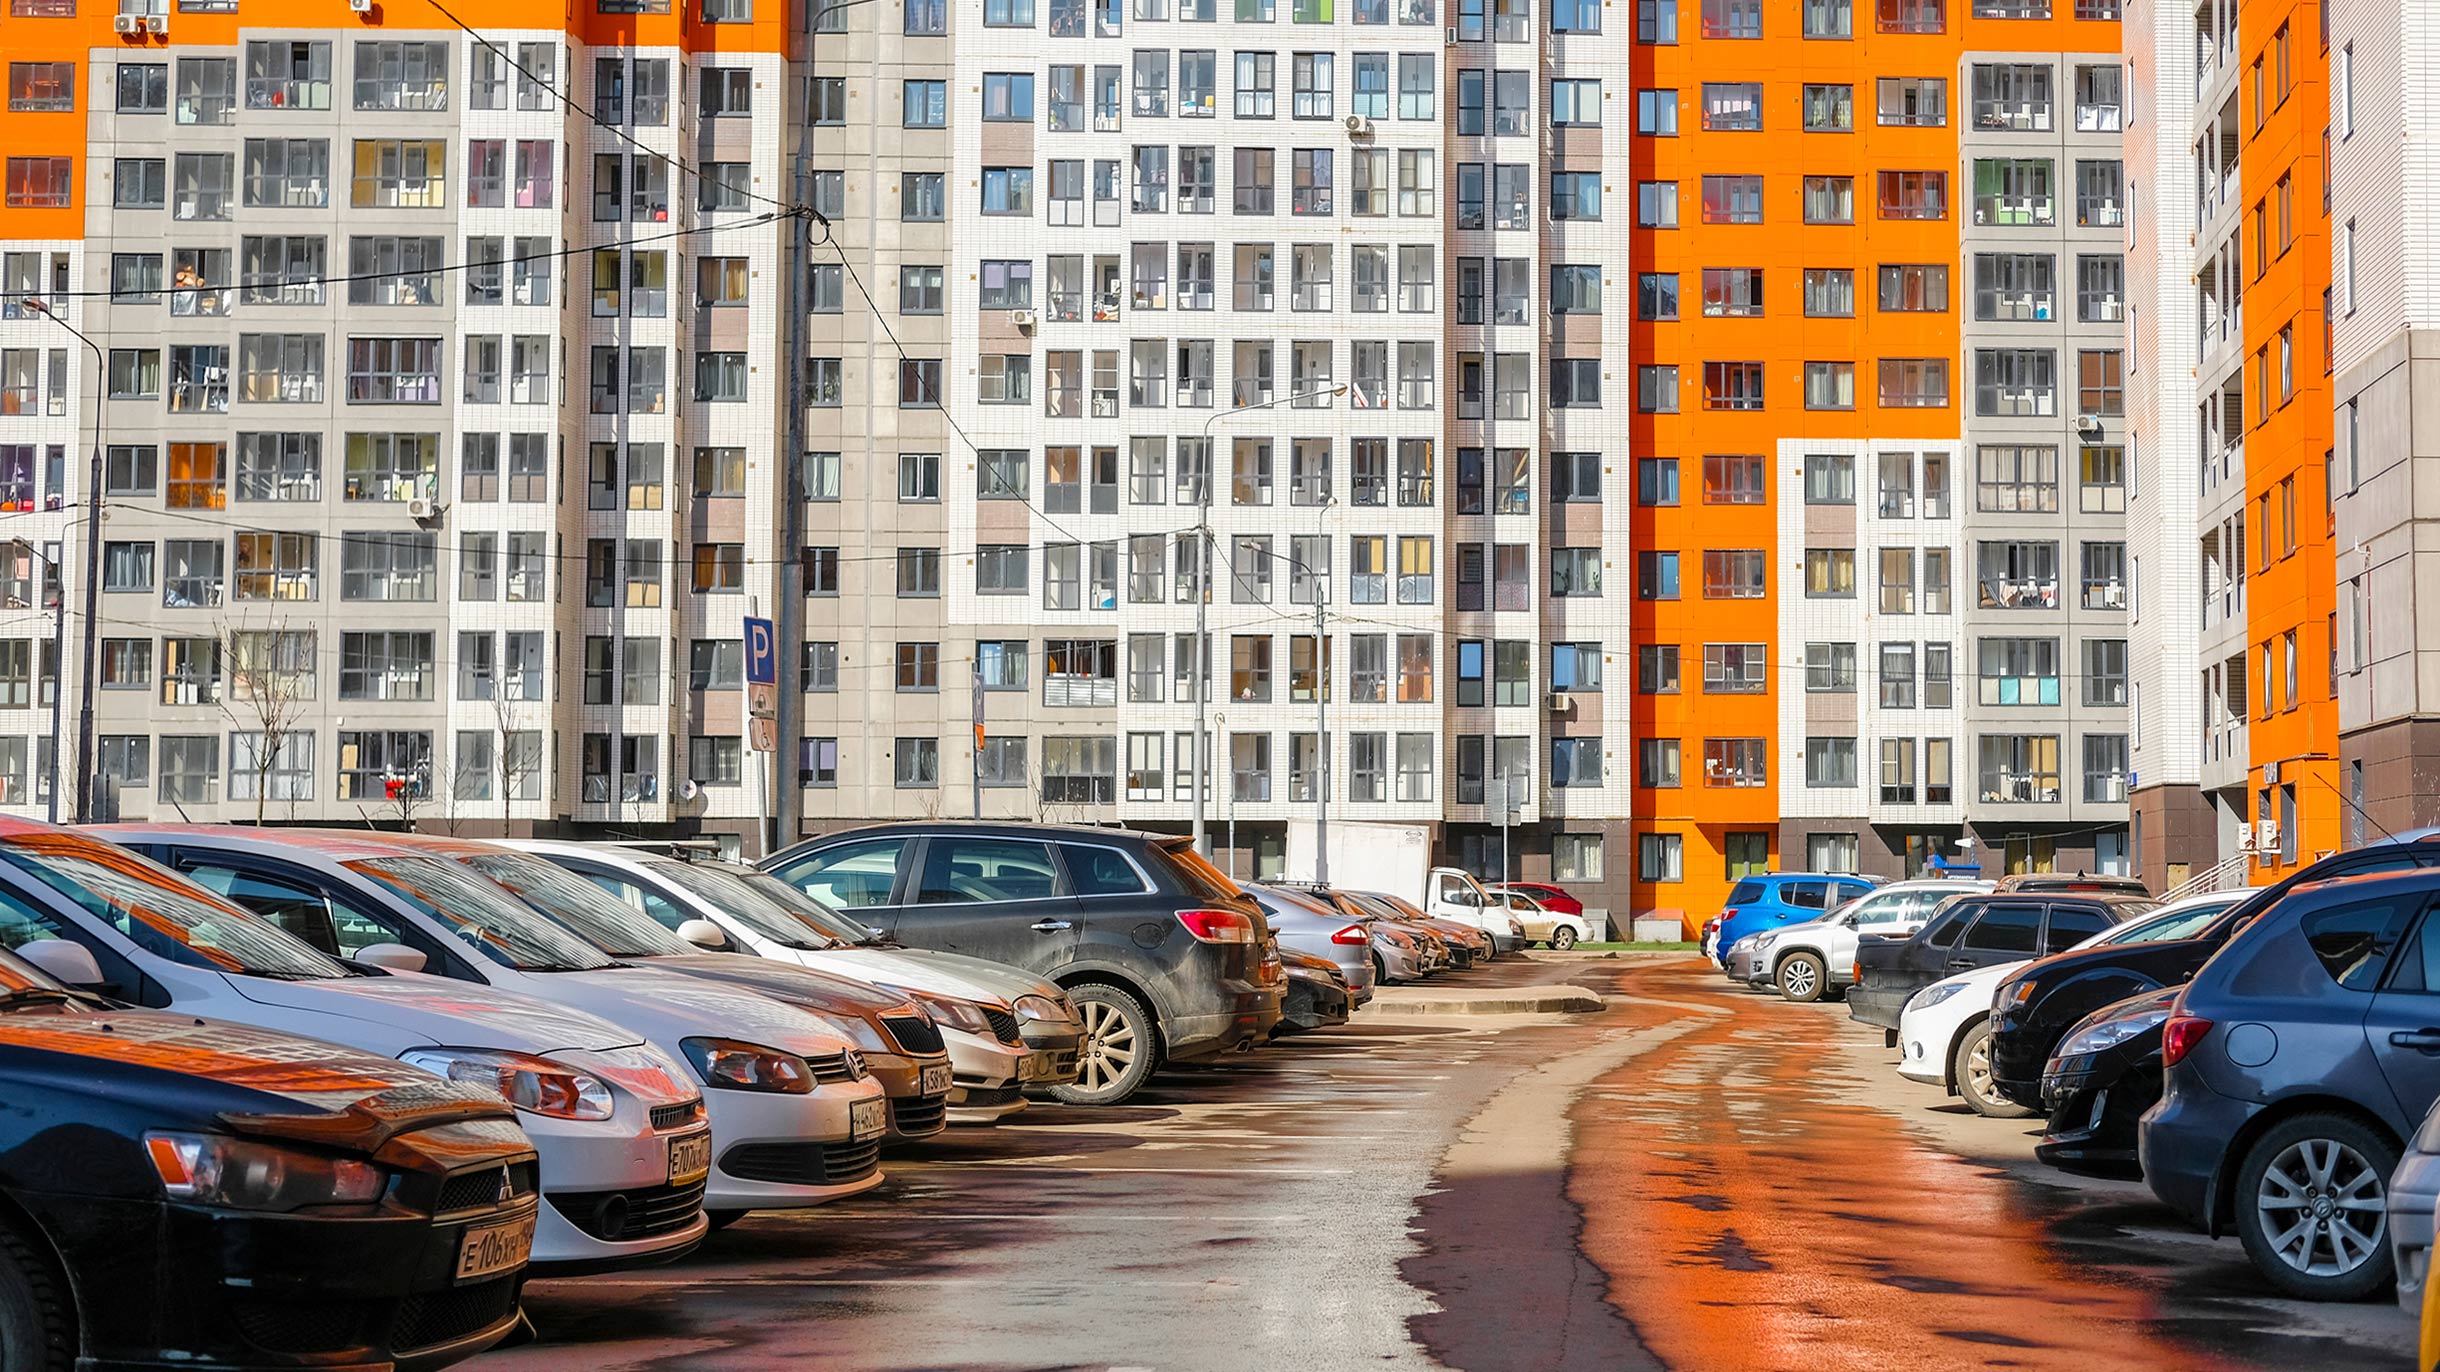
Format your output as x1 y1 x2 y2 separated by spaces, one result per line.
2139 1068 2257 1230
1845 986 1910 1031
1168 983 1282 1060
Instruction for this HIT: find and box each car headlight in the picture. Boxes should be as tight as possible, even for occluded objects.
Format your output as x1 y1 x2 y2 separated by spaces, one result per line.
2054 1008 2170 1060
1748 933 1780 955
681 1037 818 1093
1014 993 1069 1025
401 1047 615 1120
909 990 995 1035
1905 981 1968 1013
145 1132 387 1211
1998 978 2038 1010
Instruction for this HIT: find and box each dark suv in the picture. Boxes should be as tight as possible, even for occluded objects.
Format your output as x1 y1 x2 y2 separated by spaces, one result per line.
2142 868 2440 1300
762 823 1284 1105
2021 838 2440 1177
1847 892 2157 1035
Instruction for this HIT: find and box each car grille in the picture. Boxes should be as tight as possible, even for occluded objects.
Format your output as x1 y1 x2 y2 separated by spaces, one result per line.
392 1275 521 1354
432 1160 540 1216
1448 945 1475 968
231 1298 373 1354
720 1140 882 1188
650 1099 706 1131
806 1051 860 1083
546 1178 707 1242
890 1093 949 1136
981 1005 1022 1044
957 1084 1023 1108
881 1013 945 1054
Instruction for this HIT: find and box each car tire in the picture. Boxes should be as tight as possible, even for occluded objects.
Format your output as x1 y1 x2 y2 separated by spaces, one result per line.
1051 983 1159 1107
1950 1022 2034 1119
1550 926 1578 951
1775 952 1829 1002
1372 952 1389 984
0 1221 72 1372
2233 1113 2399 1301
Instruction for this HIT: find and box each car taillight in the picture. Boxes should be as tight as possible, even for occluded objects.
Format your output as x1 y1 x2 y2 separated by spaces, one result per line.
2161 1015 2214 1068
1176 908 1257 944
1330 924 1368 945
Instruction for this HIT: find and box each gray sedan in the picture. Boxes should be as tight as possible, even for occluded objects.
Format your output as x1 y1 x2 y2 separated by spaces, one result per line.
1248 884 1379 1006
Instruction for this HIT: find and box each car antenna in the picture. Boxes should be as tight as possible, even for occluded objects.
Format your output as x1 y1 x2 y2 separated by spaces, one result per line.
2310 769 2400 844
166 793 193 824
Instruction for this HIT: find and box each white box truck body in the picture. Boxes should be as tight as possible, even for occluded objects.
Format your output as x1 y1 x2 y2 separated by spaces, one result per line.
1283 821 1518 948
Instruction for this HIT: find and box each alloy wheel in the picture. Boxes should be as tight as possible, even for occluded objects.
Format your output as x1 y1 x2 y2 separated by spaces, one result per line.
2254 1137 2386 1277
1077 997 1138 1095
1781 959 1818 999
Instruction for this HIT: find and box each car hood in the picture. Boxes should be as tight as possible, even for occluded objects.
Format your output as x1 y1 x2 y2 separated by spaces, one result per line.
2000 934 2218 997
537 965 856 1055
2061 983 2184 1045
802 945 1053 1003
228 967 645 1055
634 953 916 1019
1918 959 2028 1002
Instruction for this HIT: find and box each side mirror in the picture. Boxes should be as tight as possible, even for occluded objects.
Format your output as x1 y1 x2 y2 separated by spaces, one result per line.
677 918 730 950
17 939 103 987
354 942 427 974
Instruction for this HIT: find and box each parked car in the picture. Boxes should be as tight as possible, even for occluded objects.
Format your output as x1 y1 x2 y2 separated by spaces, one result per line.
2393 1099 2440 1319
2140 867 2440 1299
2005 838 2440 1137
1729 879 1993 1001
1990 872 2152 895
1369 919 1434 982
1245 884 1377 1008
102 826 893 1223
1492 882 1584 918
762 823 1284 1105
0 819 711 1273
510 840 1081 1119
1276 948 1353 1033
0 943 541 1372
1710 873 1879 971
1338 889 1499 965
1895 895 2241 1118
1847 891 2157 1034
424 838 958 1144
2039 985 2183 1178
1495 889 1591 950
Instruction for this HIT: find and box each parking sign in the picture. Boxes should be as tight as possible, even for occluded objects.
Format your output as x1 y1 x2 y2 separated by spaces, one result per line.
744 616 777 720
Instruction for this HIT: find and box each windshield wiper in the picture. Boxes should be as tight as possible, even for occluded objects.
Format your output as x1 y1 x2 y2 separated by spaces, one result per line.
0 987 78 1010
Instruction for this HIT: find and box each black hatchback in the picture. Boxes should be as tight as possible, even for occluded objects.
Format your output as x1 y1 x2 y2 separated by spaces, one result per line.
0 944 542 1371
763 823 1285 1105
1847 892 2158 1035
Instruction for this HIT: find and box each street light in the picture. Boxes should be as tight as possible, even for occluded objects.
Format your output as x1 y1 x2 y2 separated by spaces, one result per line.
1191 383 1347 864
5 540 64 823
22 298 102 825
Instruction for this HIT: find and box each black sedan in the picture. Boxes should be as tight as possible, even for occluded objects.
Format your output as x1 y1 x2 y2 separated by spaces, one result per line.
1847 892 2157 1035
2036 985 2181 1178
0 944 542 1371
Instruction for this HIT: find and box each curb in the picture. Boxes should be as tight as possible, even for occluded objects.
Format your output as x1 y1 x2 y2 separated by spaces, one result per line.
1361 985 1609 1016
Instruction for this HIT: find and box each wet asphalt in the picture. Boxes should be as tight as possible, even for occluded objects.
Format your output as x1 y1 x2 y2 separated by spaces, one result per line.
473 955 2420 1372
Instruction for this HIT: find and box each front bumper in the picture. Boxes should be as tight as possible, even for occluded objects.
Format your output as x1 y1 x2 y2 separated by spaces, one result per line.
521 1111 712 1273
2391 1152 2440 1314
1724 941 1765 983
1987 1009 2063 1111
1488 932 1525 956
943 1024 1029 1124
1895 1019 1945 1087
2036 1053 2157 1179
1844 985 1911 1032
862 1047 953 1141
31 1187 535 1372
703 1079 890 1211
2139 1065 2260 1231
1017 1018 1085 1091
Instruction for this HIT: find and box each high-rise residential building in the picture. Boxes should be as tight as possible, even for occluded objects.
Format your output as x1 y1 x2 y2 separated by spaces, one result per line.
0 0 2139 922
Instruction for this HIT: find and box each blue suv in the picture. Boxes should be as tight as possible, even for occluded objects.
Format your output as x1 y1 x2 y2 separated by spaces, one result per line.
2141 868 2440 1301
1711 873 1878 969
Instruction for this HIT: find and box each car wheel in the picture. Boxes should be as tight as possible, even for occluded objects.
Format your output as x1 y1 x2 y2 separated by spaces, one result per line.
0 1222 72 1372
1776 951 1829 1003
1550 926 1578 951
1051 983 1159 1107
2235 1114 2399 1300
1950 1022 2034 1119
1372 952 1389 983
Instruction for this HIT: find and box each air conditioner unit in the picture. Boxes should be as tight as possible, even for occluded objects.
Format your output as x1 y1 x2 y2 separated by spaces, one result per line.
141 13 166 30
405 497 436 520
2257 818 2280 850
111 14 139 32
1009 308 1038 330
1343 113 1374 137
349 0 373 11
2076 413 2105 436
1548 691 1573 712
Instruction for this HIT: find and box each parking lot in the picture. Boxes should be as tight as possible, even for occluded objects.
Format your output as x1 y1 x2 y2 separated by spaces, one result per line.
475 954 2420 1372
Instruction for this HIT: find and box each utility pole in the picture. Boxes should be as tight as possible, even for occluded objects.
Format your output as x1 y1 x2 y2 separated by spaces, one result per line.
970 655 984 819
1313 593 1328 885
24 299 102 825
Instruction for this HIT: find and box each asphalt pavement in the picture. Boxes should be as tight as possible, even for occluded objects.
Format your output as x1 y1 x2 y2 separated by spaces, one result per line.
472 955 2419 1371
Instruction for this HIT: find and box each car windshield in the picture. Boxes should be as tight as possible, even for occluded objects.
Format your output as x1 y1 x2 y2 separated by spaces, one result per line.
0 839 345 980
2101 901 2234 945
1727 880 1765 905
345 856 616 972
645 859 846 950
461 852 695 960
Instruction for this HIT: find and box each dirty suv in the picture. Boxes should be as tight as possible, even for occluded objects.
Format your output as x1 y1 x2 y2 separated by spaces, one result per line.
763 824 1284 1106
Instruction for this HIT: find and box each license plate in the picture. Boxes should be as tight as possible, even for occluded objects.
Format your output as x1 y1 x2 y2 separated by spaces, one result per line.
455 1215 535 1282
667 1131 712 1186
1017 1050 1058 1082
919 1062 951 1095
850 1095 888 1142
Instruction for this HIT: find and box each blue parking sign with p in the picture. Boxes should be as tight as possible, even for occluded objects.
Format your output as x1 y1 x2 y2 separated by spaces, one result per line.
744 617 778 687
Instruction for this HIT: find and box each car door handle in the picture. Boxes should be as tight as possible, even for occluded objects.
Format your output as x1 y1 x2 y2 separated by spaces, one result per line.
2392 1029 2440 1054
1944 959 1975 971
1030 919 1073 933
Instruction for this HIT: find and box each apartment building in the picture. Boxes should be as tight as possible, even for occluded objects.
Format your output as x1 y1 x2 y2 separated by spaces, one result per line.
0 0 2140 917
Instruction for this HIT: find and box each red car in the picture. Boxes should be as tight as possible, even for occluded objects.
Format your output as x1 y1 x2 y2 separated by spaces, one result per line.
1492 882 1583 917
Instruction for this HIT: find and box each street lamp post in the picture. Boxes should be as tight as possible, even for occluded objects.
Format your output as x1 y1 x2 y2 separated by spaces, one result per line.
1191 383 1346 864
6 541 65 823
23 298 103 825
